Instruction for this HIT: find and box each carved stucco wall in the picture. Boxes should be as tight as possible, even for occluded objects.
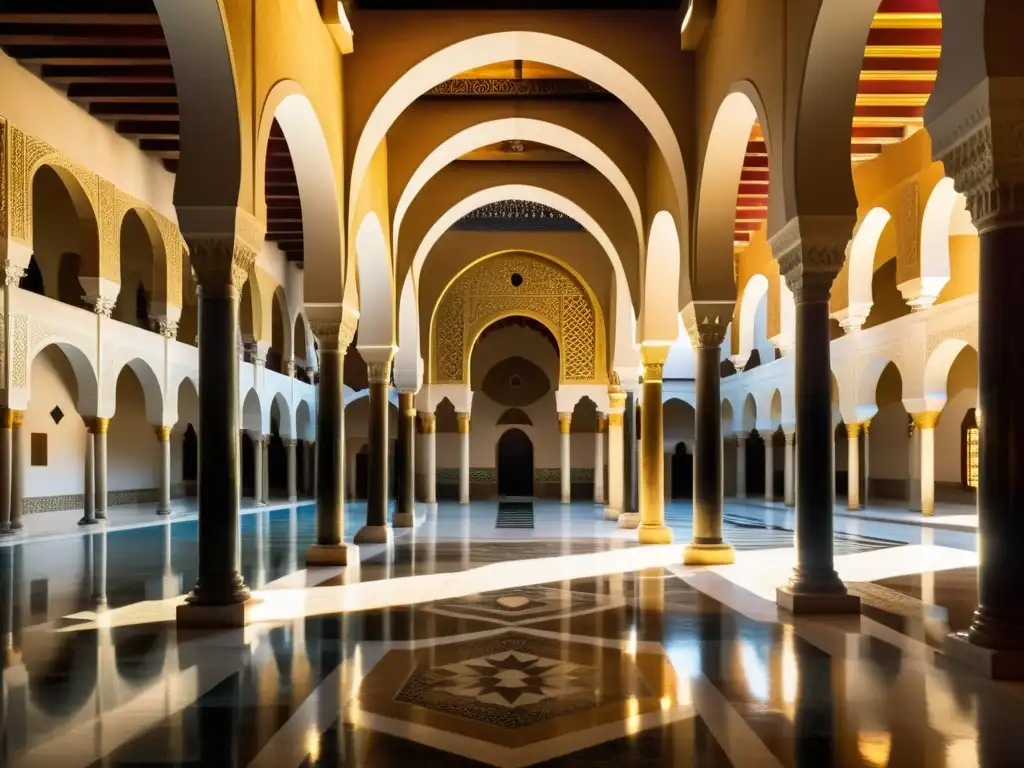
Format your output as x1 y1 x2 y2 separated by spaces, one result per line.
1 116 183 307
430 252 607 386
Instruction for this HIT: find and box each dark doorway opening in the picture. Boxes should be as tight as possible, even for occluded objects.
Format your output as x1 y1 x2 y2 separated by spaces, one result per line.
746 430 766 496
497 428 534 497
241 432 255 498
671 443 693 499
182 424 198 492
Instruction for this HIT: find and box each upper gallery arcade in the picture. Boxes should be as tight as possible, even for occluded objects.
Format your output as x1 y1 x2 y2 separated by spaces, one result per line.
1 0 1023 671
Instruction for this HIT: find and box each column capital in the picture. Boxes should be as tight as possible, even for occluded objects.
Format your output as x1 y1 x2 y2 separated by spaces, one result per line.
596 415 607 434
154 425 172 442
456 412 471 434
248 431 267 445
84 296 117 317
927 78 1024 233
784 430 795 445
608 412 623 427
558 412 572 434
770 215 854 303
397 390 416 416
282 438 297 447
682 301 732 349
735 431 749 441
366 358 393 385
178 207 265 293
845 422 861 439
156 319 179 339
11 409 23 428
639 345 668 384
417 413 436 434
911 411 942 430
91 417 110 435
308 304 359 353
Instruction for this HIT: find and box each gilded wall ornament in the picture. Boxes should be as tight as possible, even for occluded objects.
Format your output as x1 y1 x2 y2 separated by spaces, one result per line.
431 252 606 387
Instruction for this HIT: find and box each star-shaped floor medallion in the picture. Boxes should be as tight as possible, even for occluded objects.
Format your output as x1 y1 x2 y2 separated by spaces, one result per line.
431 649 592 708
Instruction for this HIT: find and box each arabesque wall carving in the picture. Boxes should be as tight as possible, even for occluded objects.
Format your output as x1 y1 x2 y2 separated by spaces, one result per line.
430 252 606 386
0 116 183 307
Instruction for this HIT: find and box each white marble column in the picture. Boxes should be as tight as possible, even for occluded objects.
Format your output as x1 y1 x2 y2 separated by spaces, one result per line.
862 420 871 507
285 438 298 501
783 431 795 507
912 412 939 516
94 418 109 520
262 438 270 502
558 412 572 503
10 411 24 530
735 433 748 499
156 426 173 515
846 422 861 510
594 416 606 504
764 433 775 502
420 414 437 503
456 412 470 504
606 409 624 519
252 434 266 506
0 410 11 535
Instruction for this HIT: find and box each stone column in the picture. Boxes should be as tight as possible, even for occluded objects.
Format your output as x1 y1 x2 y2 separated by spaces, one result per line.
605 378 625 520
783 431 796 507
772 221 859 614
10 410 24 530
393 392 416 528
419 414 437 503
911 412 939 516
638 346 672 545
262 438 269 502
285 438 297 502
618 389 640 529
251 435 266 506
80 428 97 526
908 419 922 511
862 420 871 508
764 432 775 502
684 322 734 565
306 314 355 562
846 423 861 510
558 412 572 503
303 440 313 497
355 354 395 544
93 418 109 520
735 433 748 499
177 216 260 625
0 409 11 535
456 412 471 504
156 426 173 515
594 416 606 504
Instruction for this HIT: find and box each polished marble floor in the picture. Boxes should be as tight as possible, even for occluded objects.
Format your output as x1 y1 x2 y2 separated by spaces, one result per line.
0 499 1015 767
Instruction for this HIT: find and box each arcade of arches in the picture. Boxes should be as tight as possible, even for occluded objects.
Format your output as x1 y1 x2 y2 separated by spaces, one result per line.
2 1 1024 763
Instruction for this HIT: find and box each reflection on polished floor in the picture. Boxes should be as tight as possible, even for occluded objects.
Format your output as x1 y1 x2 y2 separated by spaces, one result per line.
0 501 1016 767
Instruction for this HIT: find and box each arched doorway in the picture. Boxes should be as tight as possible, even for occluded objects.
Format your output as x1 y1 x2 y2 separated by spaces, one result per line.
671 443 693 499
497 429 533 498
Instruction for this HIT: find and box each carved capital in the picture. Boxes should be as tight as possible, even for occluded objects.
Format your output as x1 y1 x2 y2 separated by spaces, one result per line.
682 301 732 349
608 412 623 427
156 319 178 339
367 359 393 385
308 305 358 352
418 413 436 434
784 430 795 445
845 422 861 439
155 425 172 442
92 417 110 435
3 265 24 287
84 296 116 318
456 412 471 434
180 208 264 294
596 415 607 434
927 79 1024 232
558 412 572 434
770 216 853 303
911 411 942 430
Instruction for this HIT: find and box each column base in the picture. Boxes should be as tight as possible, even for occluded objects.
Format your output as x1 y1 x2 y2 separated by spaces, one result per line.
354 524 394 545
604 506 621 521
617 512 640 529
683 542 736 566
156 506 173 516
255 501 267 508
95 513 107 521
944 631 1024 680
288 495 298 502
776 586 861 615
10 520 22 531
306 543 355 567
0 524 11 536
176 599 255 629
638 524 673 545
78 517 100 527
459 498 470 505
392 511 415 528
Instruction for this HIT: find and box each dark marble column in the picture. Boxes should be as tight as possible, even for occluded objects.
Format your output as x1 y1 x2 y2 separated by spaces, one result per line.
775 235 859 614
176 223 262 627
393 391 416 528
685 342 734 564
618 389 639 528
355 356 394 544
307 318 351 566
951 226 1024 664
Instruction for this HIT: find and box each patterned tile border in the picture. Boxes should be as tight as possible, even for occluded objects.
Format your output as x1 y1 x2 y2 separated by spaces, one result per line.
23 487 168 515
